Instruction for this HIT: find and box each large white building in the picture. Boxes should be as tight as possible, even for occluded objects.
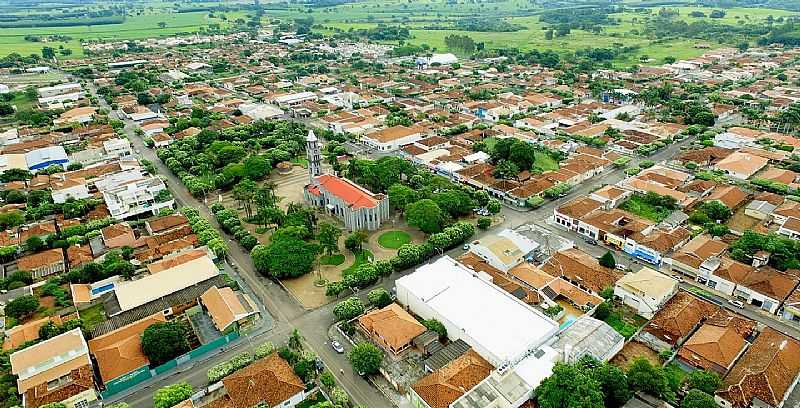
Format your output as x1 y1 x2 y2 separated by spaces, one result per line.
399 256 562 408
96 168 173 220
396 256 559 367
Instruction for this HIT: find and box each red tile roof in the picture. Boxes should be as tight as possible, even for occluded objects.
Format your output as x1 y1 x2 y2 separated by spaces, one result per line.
314 174 382 209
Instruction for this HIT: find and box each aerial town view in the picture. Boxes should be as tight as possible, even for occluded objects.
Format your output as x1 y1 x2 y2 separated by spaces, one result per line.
1 0 800 408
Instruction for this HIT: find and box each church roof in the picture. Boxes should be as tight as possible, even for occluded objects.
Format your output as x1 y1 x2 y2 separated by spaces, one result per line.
314 174 382 209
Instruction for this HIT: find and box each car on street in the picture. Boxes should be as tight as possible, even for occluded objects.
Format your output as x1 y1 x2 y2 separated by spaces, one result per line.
331 340 345 353
728 299 745 309
670 274 684 282
463 243 470 250
584 238 598 245
615 264 627 271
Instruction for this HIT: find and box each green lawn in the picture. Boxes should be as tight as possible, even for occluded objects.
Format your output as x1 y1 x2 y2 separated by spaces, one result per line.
343 249 374 275
290 157 309 168
320 253 345 266
602 306 647 339
79 303 107 330
619 195 673 223
377 230 411 249
534 151 560 172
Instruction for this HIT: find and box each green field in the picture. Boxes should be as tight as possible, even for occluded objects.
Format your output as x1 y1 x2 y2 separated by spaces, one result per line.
277 2 798 66
320 253 346 266
377 230 411 249
0 10 248 58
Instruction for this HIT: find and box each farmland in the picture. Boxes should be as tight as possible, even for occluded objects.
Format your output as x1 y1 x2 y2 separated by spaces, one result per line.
0 0 798 66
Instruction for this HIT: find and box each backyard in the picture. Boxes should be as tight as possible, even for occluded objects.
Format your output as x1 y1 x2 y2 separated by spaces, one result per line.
619 193 677 223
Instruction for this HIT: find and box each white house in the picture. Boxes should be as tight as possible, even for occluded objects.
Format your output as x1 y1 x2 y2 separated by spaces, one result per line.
614 267 678 319
362 125 425 152
468 229 539 272
51 178 90 204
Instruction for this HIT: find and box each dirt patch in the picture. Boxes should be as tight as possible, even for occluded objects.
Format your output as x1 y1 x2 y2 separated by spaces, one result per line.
610 340 661 370
727 208 762 234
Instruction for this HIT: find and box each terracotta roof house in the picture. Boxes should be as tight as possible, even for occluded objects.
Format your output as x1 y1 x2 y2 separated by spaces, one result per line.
199 286 260 333
87 313 167 384
716 327 800 408
676 311 755 375
640 290 720 351
358 303 427 356
208 353 307 408
704 185 750 210
145 213 188 235
2 315 63 351
669 235 729 278
705 258 799 314
17 248 66 279
553 196 604 231
542 248 624 295
101 223 136 249
9 329 97 408
409 349 493 408
714 151 769 180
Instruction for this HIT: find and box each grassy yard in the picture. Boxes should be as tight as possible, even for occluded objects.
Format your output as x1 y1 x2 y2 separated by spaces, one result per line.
602 304 648 339
534 151 560 172
320 253 345 266
377 230 411 249
343 249 374 275
619 195 673 223
79 303 107 330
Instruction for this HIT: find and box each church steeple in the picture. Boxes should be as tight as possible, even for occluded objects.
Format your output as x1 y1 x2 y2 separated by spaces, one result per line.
306 130 322 183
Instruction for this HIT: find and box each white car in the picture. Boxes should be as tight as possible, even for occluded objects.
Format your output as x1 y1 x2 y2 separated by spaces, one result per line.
728 299 745 309
331 340 345 354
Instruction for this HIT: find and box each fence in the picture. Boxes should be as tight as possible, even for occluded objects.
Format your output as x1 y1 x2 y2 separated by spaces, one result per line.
100 332 240 399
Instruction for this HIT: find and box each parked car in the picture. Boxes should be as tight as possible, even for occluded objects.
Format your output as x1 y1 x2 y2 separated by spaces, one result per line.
584 238 598 245
670 275 684 282
728 299 745 309
615 264 627 271
331 340 345 353
463 243 470 250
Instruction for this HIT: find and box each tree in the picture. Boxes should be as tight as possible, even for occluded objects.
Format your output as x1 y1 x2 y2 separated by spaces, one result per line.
25 235 45 252
318 222 342 255
154 382 193 408
681 389 717 408
288 329 304 351
158 22 167 29
536 362 604 408
367 288 392 308
387 183 419 211
599 251 616 269
627 357 668 398
333 297 364 321
477 217 492 230
345 231 368 253
251 236 319 279
594 301 611 320
0 103 13 116
0 210 25 229
487 199 502 214
5 295 39 319
141 322 190 366
41 46 55 60
686 370 721 395
406 199 445 234
348 342 383 375
594 363 632 408
423 319 447 340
